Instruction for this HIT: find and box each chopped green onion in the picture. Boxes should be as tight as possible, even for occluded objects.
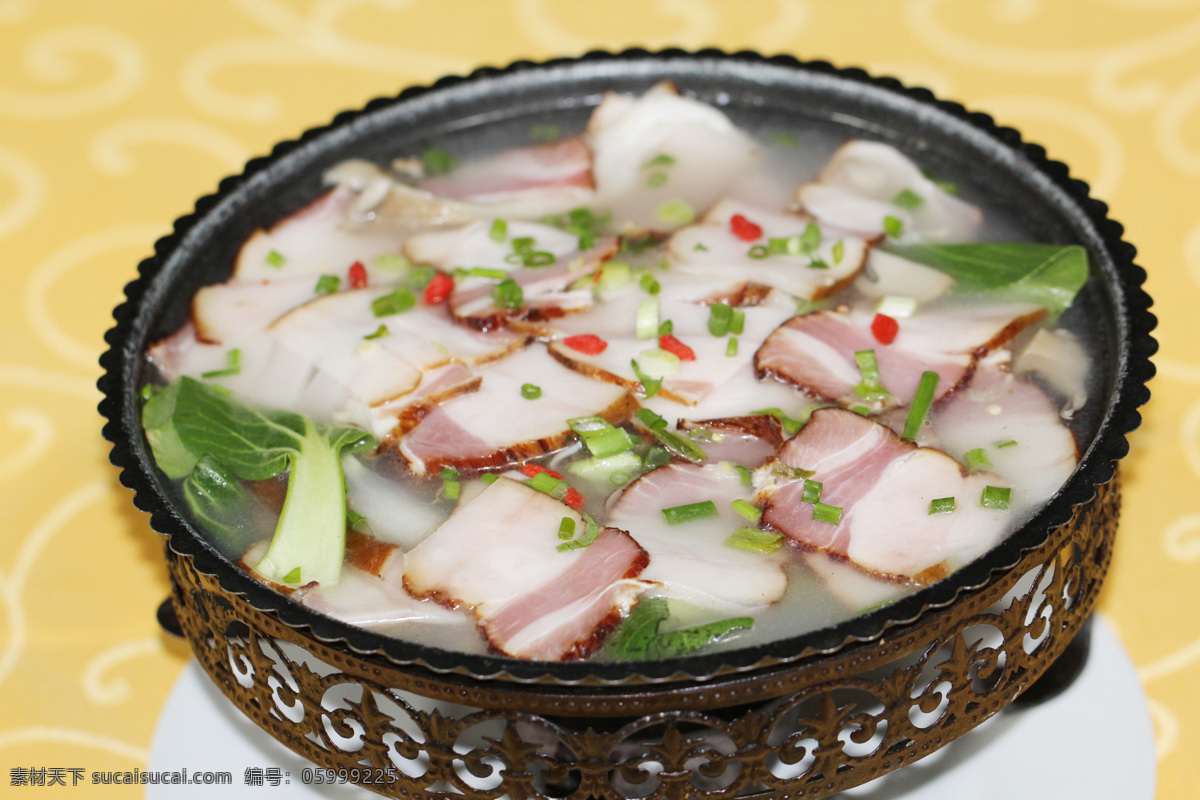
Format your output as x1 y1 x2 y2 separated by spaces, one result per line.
467 267 508 280
981 485 1011 510
751 407 807 437
524 251 556 267
643 153 676 169
597 261 633 291
747 244 768 259
798 223 822 253
439 467 459 482
658 319 674 336
266 249 286 268
568 451 642 484
630 358 663 398
693 242 709 252
656 199 695 226
735 465 753 486
812 502 843 525
902 370 939 440
995 439 1018 449
421 146 456 175
893 189 924 209
851 405 871 415
405 264 437 290
528 470 568 496
725 527 784 553
773 464 815 480
801 479 822 504
363 324 389 340
489 219 508 243
282 567 302 584
372 287 417 317
567 416 637 458
646 171 668 188
645 446 671 469
314 274 340 295
832 239 845 265
557 512 600 551
708 302 733 336
443 480 460 500
725 337 739 357
877 295 918 318
808 258 830 270
639 272 661 295
635 348 680 379
558 516 576 540
883 215 904 238
201 348 242 379
480 473 499 485
965 448 991 471
662 500 719 526
853 349 892 401
373 253 409 269
521 383 542 400
511 235 535 252
635 408 707 463
636 297 660 339
729 308 745 335
492 278 524 311
929 497 956 515
725 500 758 526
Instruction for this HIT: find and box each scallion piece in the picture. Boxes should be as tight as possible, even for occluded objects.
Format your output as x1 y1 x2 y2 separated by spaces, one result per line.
799 223 822 253
558 516 576 540
643 153 676 169
639 272 661 295
421 146 456 175
812 502 842 525
363 324 389 340
521 383 542 400
567 416 637 458
981 485 1011 510
853 349 892 401
995 439 1018 449
528 471 568 497
929 497 956 515
492 278 524 310
373 253 409 269
748 244 769 259
630 358 663 398
524 251 555 267
656 199 694 226
883 215 904 238
708 302 733 336
725 527 784 554
694 242 709 252
597 261 633 290
480 473 499 485
636 297 660 339
965 448 991 471
282 566 302 584
832 239 845 265
732 499 761 524
635 408 707 463
557 512 600 552
658 319 673 336
467 267 508 280
314 274 340 295
372 287 417 317
729 308 745 335
201 348 242 379
662 500 719 526
901 370 939 440
751 407 807 437
645 446 671 469
443 480 460 500
893 188 924 209
646 171 668 188
266 249 286 268
801 479 822 504
735 465 753 486
489 218 508 243
726 337 738 357
439 467 459 481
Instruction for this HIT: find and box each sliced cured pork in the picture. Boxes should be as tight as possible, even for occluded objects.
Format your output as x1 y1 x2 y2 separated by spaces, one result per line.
755 302 1046 408
402 477 648 660
397 345 636 475
608 462 789 612
795 140 983 243
758 407 1010 582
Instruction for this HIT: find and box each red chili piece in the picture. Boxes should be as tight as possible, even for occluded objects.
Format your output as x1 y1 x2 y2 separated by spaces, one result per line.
871 313 899 345
562 334 608 355
563 488 584 511
658 333 696 361
423 272 454 305
729 213 763 242
520 464 566 480
347 260 368 289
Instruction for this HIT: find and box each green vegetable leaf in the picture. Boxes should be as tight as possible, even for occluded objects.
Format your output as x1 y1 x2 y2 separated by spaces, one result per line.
883 242 1088 316
605 596 753 660
182 453 257 553
143 377 375 586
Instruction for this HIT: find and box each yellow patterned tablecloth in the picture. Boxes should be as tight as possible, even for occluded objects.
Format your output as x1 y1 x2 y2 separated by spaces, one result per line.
1 0 1197 797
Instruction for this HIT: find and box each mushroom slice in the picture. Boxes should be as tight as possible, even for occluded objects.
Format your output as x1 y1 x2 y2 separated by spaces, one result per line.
608 462 789 612
587 82 760 232
754 302 1046 408
403 477 648 660
665 198 868 302
757 408 1009 582
397 345 636 476
796 140 983 243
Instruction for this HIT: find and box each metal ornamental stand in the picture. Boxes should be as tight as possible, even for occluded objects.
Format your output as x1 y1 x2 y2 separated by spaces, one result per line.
166 478 1116 800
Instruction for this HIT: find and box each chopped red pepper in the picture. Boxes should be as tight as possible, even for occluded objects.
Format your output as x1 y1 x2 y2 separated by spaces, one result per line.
562 333 608 355
520 464 566 480
658 333 696 361
347 260 368 289
729 213 763 242
871 313 899 345
564 488 584 510
423 271 454 305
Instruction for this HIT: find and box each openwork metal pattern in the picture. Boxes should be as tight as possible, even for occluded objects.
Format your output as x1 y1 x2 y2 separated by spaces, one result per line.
168 478 1117 800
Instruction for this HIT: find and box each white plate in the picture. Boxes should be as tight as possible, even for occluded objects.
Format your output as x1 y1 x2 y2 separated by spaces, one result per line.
147 615 1155 799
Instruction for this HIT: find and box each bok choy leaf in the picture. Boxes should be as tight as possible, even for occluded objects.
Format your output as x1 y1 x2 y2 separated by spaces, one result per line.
142 377 376 587
604 596 752 660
